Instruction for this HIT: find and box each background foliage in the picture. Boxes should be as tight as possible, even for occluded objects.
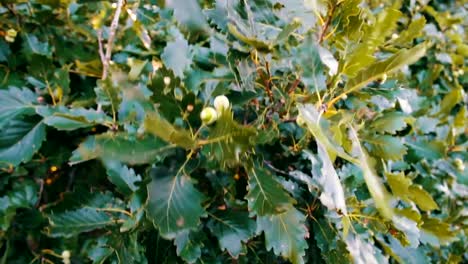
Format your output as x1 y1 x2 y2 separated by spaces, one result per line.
0 0 467 263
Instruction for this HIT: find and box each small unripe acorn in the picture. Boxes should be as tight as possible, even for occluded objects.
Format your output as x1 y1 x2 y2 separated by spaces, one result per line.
5 36 14 43
200 107 218 125
6 29 17 38
61 250 71 259
454 158 465 171
163 76 171 86
379 73 387 84
292 17 302 25
296 114 306 127
214 95 230 112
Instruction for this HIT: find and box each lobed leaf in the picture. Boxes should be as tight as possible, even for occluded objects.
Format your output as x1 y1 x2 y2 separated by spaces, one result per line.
257 207 308 264
246 165 296 216
146 167 205 239
69 133 173 165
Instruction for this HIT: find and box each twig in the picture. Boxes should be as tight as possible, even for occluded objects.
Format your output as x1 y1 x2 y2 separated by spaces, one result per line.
101 0 125 80
287 79 301 94
318 2 338 44
97 30 105 64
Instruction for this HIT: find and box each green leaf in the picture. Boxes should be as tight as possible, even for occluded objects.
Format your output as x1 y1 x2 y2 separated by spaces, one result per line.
8 180 38 208
298 104 358 164
407 186 439 211
345 233 382 264
208 211 256 258
37 106 112 131
392 17 426 45
128 59 148 81
257 207 308 264
0 179 39 230
420 217 458 246
385 236 429 264
405 139 445 160
342 8 403 76
144 112 195 149
293 34 326 92
0 41 11 62
227 24 272 52
275 18 302 44
22 34 52 58
146 167 205 239
0 87 37 128
386 172 438 211
94 70 122 111
169 0 208 33
364 134 407 161
87 237 114 263
386 172 412 202
113 233 147 263
246 165 295 216
370 112 409 134
438 87 463 116
47 208 114 238
304 143 347 213
349 127 394 220
203 109 257 168
344 43 427 99
161 34 192 78
69 133 173 165
103 160 142 196
414 116 439 134
174 231 203 263
0 120 46 166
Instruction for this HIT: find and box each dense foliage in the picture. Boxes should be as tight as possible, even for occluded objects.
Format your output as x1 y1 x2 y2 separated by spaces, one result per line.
0 0 467 263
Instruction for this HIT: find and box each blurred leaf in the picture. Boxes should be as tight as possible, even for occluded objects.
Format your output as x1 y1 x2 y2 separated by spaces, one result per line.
392 17 426 45
103 160 142 196
420 217 458 246
438 87 462 116
22 34 52 58
161 34 192 78
69 133 173 165
405 139 445 160
407 186 439 211
345 233 381 264
387 172 439 211
350 127 394 219
345 43 427 98
144 112 195 149
169 0 208 33
47 208 114 238
298 104 358 164
364 135 407 161
0 87 37 128
246 165 296 216
370 112 409 134
257 207 308 264
386 172 412 202
146 167 205 239
293 34 326 92
208 211 256 258
304 143 347 213
227 24 272 52
174 230 203 263
0 120 46 167
37 106 112 130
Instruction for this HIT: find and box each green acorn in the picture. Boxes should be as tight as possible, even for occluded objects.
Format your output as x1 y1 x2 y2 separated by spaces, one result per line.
200 107 218 125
